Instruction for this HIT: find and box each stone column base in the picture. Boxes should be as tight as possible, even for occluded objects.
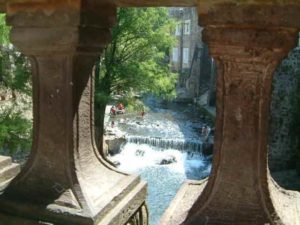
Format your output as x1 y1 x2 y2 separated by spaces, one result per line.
0 178 148 225
159 180 206 225
160 176 300 225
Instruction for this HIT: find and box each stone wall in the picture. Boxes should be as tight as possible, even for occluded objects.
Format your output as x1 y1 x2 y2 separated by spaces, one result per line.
269 46 300 173
186 43 213 98
197 44 213 96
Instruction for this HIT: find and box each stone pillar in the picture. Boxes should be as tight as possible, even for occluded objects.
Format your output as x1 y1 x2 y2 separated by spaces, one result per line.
0 2 147 225
183 2 300 225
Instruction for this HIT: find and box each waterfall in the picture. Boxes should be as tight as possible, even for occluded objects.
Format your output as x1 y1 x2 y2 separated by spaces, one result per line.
126 135 202 153
107 99 213 225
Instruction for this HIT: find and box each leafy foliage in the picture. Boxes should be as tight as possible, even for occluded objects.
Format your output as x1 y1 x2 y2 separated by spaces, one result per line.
96 8 177 103
0 49 32 95
0 14 9 45
0 106 32 153
0 14 32 155
94 8 177 151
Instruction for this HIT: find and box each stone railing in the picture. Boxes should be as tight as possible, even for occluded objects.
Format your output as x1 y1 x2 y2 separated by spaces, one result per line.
0 1 299 225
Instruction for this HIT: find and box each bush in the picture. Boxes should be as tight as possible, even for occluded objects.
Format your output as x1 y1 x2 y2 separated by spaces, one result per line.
0 106 32 154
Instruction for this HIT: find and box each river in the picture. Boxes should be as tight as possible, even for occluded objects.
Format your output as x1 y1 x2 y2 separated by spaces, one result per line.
107 98 212 225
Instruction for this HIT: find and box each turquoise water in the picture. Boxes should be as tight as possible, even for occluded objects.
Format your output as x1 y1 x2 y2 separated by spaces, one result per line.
108 100 212 224
110 143 211 225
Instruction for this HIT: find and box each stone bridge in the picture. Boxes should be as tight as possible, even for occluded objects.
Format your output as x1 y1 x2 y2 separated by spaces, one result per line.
0 0 299 225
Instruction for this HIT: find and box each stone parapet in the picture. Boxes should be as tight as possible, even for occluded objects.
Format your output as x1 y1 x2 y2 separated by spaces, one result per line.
0 1 300 225
159 180 206 225
0 156 20 191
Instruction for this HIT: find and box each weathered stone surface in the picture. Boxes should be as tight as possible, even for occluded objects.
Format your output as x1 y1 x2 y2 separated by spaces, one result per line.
107 138 126 155
162 2 300 225
0 156 20 191
0 0 197 12
159 180 206 225
157 155 177 165
105 135 126 156
0 1 300 225
125 204 148 225
198 1 300 30
269 47 300 173
0 201 149 225
0 2 147 225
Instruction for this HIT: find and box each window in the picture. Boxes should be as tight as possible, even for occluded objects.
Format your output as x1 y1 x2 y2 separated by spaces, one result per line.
183 48 189 64
184 20 191 35
175 24 181 36
172 48 179 62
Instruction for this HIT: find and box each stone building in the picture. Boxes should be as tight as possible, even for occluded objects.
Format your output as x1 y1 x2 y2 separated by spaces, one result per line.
169 7 202 86
169 7 216 105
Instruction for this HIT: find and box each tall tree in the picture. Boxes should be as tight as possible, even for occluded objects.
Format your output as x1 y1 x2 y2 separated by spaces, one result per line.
0 14 32 155
0 14 31 97
94 8 177 152
0 14 9 85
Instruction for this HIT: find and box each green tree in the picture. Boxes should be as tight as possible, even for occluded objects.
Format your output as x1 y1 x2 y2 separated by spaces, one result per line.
0 14 9 86
0 14 32 156
0 107 32 154
0 14 31 97
94 8 177 152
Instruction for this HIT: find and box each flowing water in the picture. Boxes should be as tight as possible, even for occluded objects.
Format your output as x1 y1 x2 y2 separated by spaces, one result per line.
107 99 212 225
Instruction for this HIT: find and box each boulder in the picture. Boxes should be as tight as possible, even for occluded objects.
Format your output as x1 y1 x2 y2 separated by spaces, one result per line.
135 149 145 157
202 142 213 156
157 155 177 165
105 137 126 155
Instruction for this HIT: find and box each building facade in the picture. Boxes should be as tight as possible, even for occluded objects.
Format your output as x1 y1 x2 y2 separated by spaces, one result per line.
169 7 215 104
169 8 201 87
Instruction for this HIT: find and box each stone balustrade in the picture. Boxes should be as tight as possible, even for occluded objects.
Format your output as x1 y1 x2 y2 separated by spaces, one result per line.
0 1 299 225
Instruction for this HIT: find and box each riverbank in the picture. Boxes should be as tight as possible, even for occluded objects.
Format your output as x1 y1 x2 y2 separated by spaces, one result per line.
103 98 216 157
104 99 213 225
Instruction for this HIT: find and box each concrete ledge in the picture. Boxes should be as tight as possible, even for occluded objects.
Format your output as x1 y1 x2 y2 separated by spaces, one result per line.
0 156 12 170
99 181 148 225
0 175 147 225
0 163 20 183
159 179 207 225
0 180 147 225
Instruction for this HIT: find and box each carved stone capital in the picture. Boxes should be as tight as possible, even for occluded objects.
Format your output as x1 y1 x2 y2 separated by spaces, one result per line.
198 1 300 56
6 0 116 56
